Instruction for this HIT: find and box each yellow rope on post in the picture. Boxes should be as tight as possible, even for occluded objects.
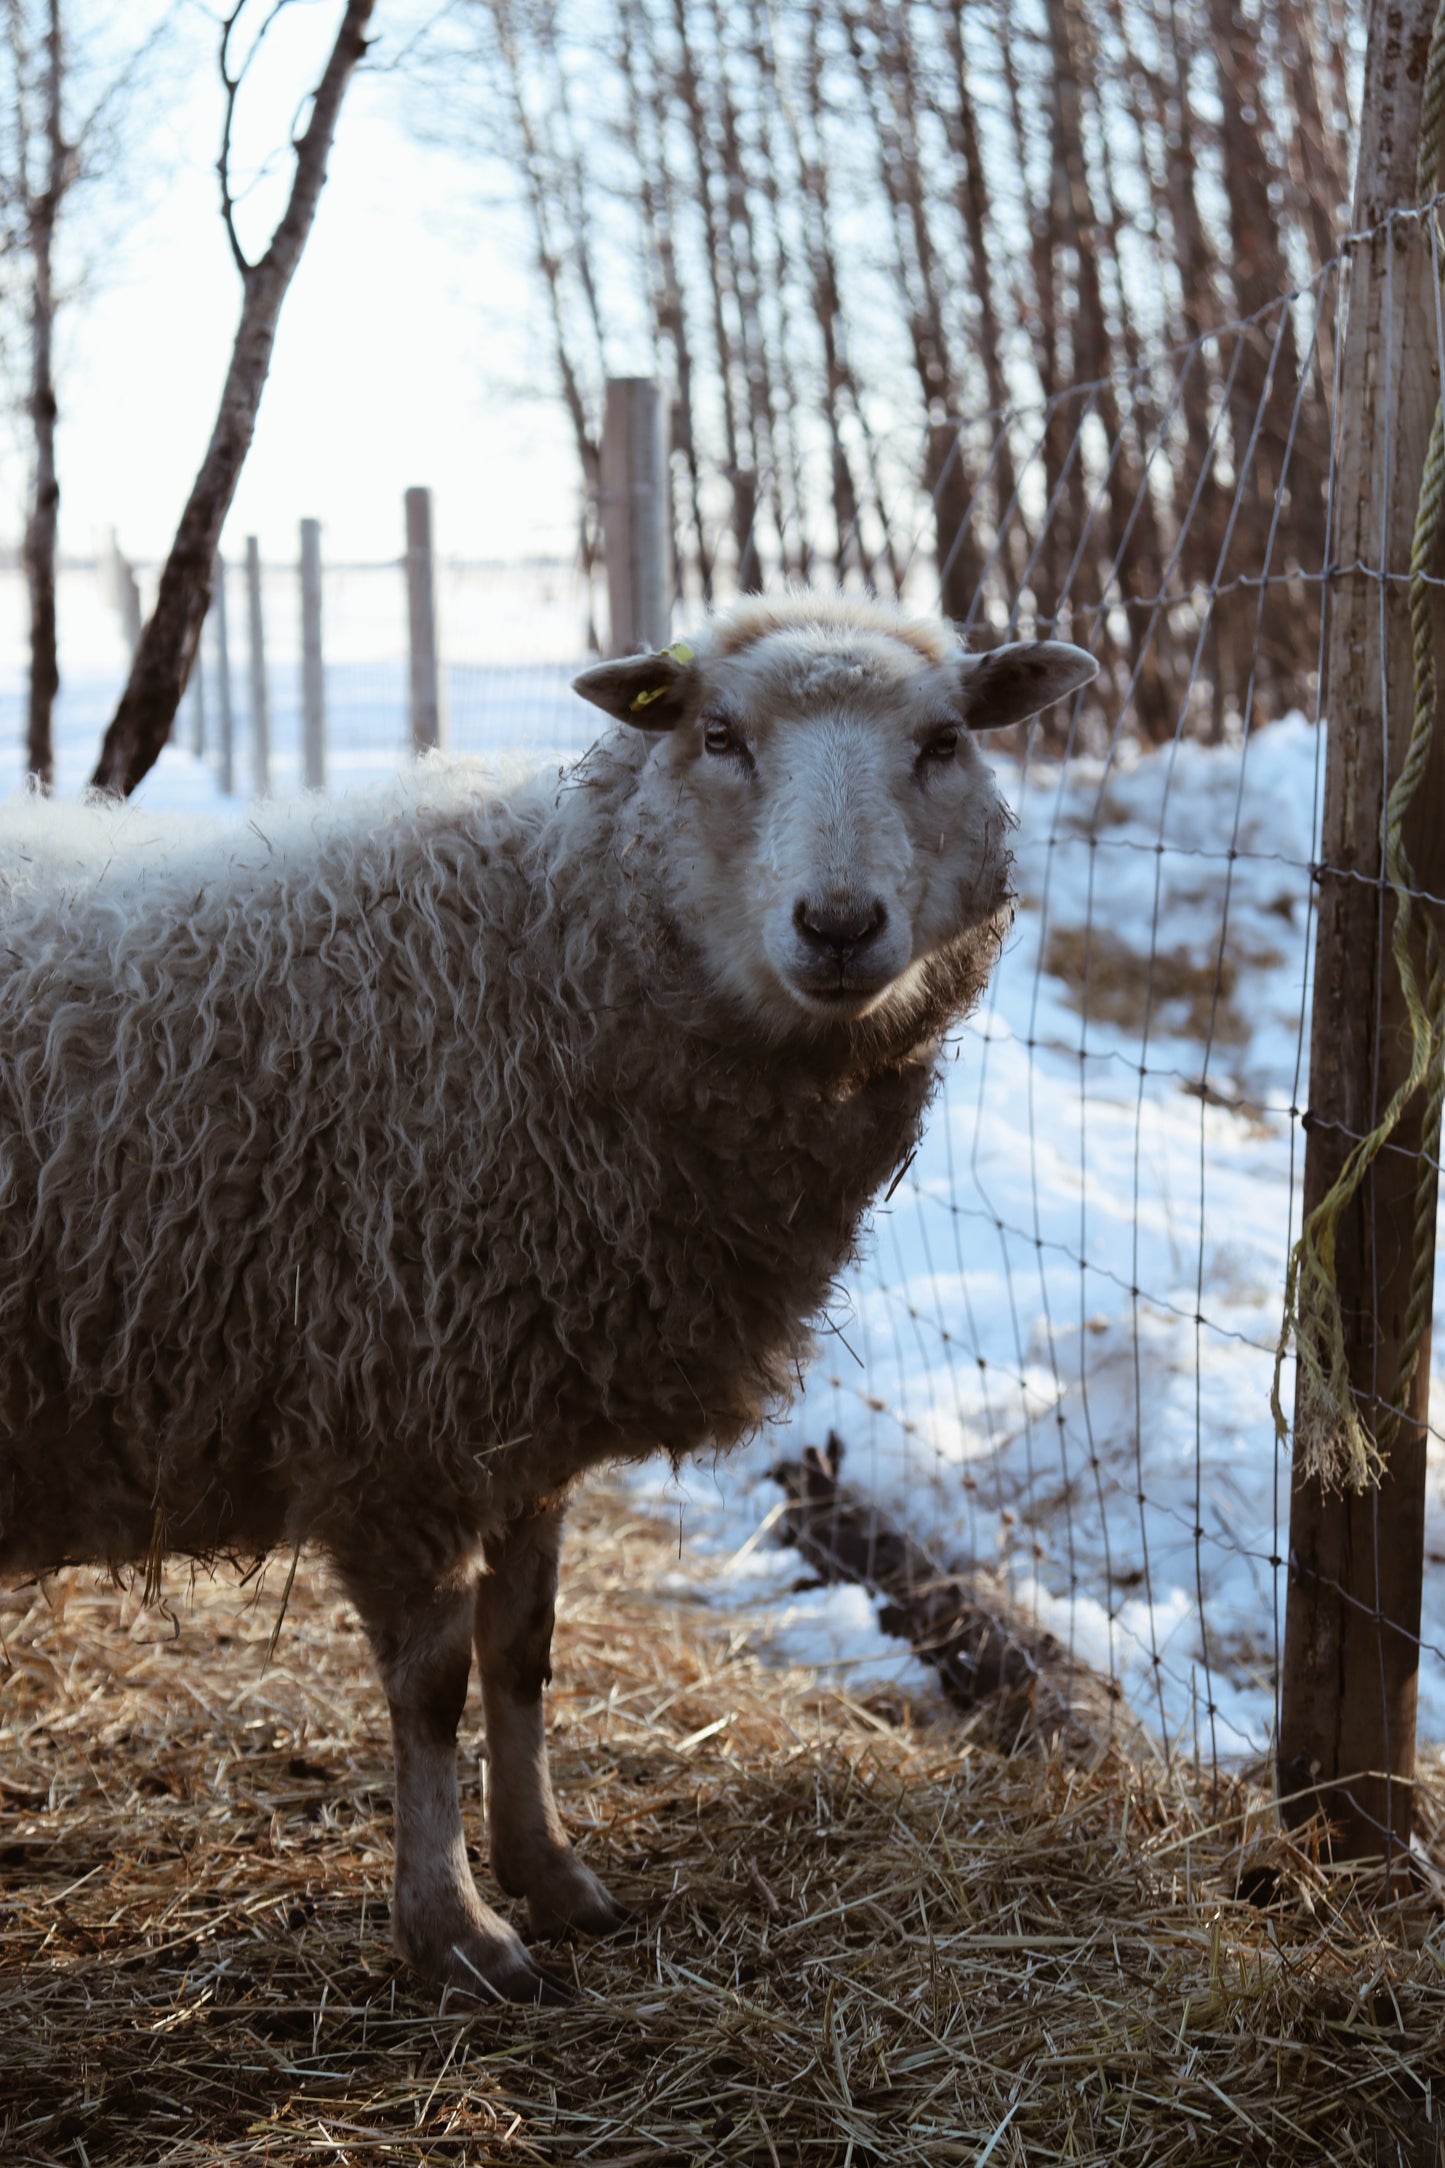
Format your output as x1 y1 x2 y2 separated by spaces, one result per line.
1272 0 1445 1490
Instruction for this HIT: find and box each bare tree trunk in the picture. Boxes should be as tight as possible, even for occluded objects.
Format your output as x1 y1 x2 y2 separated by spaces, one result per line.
1153 0 1226 687
20 0 63 791
846 2 982 617
90 0 374 797
670 0 755 588
940 0 1021 589
485 3 603 599
1276 0 1351 275
781 0 895 589
1205 0 1308 731
619 0 709 598
744 0 812 581
1048 0 1174 734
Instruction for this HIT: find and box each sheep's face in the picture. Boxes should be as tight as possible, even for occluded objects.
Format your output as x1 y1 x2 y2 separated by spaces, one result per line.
575 607 1096 1037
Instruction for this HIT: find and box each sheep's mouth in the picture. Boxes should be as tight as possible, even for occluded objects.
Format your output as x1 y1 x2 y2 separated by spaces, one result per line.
783 974 896 1020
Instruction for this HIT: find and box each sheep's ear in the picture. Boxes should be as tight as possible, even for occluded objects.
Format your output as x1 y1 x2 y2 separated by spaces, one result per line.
959 641 1098 732
572 643 697 729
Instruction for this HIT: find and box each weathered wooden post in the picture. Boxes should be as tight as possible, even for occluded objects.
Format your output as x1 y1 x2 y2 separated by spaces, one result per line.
405 487 442 755
100 529 143 655
1278 0 1445 1869
600 376 671 655
186 628 206 758
118 548 141 657
213 558 235 797
245 535 271 799
300 517 326 790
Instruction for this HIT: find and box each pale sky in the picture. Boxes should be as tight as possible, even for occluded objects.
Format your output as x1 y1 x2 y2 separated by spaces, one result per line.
4 2 586 569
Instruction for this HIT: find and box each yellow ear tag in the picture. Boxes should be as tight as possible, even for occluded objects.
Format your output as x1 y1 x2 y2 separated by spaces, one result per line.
628 642 695 712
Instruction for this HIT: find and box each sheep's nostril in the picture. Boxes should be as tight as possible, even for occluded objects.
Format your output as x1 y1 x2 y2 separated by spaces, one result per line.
794 896 888 955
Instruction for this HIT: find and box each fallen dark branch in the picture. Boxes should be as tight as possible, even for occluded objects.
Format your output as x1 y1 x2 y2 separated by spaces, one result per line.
770 1433 1156 1764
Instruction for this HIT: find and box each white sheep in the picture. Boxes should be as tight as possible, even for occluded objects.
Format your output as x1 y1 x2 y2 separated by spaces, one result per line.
0 592 1095 2000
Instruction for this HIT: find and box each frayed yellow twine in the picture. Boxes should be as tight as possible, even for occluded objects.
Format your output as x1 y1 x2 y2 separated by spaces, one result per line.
1272 19 1445 1492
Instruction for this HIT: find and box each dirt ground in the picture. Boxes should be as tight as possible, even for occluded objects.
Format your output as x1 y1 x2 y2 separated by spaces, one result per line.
1 1475 1443 2165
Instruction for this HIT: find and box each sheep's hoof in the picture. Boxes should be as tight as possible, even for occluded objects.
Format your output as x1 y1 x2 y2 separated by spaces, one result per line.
396 1898 571 2004
445 1934 574 2006
518 1852 634 1941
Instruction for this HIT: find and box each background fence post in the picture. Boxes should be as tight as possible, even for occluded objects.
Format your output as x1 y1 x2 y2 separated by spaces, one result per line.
405 487 441 755
600 376 671 655
245 535 270 799
100 528 143 655
300 517 326 790
186 629 206 758
213 559 234 797
1278 0 1445 1869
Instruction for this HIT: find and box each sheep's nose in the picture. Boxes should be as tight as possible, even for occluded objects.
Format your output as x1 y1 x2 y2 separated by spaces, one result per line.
793 894 887 957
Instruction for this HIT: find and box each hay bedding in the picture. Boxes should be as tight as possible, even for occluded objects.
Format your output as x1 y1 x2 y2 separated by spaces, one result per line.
0 1483 1443 2166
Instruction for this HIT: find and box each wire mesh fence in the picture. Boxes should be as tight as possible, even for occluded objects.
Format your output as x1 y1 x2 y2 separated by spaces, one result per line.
0 552 603 800
4 189 1445 1832
759 244 1346 1778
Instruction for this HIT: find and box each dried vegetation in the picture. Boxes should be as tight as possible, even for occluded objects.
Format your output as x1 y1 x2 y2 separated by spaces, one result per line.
1 1478 1443 2164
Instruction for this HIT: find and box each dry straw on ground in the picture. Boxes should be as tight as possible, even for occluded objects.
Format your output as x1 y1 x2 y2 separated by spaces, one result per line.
1 1476 1443 2165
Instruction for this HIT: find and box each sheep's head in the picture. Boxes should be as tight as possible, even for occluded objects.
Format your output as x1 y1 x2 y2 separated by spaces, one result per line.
574 595 1096 1038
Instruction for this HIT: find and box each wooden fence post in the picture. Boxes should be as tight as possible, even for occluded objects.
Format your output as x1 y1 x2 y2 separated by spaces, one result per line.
100 529 143 654
1278 0 1445 1870
405 487 441 755
186 627 206 758
600 377 671 655
213 558 234 796
245 536 270 799
300 517 326 790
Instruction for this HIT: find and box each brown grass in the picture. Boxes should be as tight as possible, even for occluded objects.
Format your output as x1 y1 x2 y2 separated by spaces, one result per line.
1041 923 1286 1047
2 1478 1444 2165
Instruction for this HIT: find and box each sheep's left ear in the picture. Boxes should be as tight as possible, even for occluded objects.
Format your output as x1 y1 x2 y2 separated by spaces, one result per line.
959 641 1098 732
572 642 697 729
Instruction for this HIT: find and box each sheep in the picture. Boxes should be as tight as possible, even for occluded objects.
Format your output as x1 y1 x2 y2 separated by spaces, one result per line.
0 592 1096 2001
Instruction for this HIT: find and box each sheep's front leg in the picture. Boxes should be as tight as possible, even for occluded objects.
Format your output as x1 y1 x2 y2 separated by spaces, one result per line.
343 1572 568 2002
476 1502 628 1938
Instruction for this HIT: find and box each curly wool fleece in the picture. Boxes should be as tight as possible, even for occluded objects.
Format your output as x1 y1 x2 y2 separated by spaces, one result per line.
0 638 1012 1594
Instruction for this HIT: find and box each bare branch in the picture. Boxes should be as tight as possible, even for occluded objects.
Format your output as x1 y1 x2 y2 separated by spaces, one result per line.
217 0 295 279
217 2 252 275
67 7 170 164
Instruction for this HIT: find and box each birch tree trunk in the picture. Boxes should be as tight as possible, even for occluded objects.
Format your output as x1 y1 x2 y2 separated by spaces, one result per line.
20 0 65 791
90 0 374 797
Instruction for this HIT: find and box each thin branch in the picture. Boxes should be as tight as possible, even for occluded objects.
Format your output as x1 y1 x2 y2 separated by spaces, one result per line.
67 8 171 164
218 0 297 280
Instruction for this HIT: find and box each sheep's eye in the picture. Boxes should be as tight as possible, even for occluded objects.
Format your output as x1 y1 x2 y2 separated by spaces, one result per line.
920 725 961 764
703 717 738 756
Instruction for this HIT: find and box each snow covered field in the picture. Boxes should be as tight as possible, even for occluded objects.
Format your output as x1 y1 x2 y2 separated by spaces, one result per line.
7 573 1444 1763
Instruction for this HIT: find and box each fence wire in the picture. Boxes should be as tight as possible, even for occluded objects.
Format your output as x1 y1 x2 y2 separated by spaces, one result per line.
4 202 1445 1783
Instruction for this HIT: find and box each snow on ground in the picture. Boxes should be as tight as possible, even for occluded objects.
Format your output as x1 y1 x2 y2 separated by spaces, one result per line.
640 712 1355 1757
8 577 1445 1758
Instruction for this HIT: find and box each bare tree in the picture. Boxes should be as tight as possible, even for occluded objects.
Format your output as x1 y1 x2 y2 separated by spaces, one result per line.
9 0 65 789
91 0 375 798
422 0 1355 743
485 1 606 622
0 0 171 789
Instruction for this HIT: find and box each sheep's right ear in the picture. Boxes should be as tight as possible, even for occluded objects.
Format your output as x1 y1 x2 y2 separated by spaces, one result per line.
572 642 697 729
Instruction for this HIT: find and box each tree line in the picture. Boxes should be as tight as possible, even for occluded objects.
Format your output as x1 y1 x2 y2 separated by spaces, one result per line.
438 0 1358 741
3 0 1363 786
